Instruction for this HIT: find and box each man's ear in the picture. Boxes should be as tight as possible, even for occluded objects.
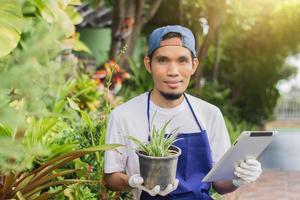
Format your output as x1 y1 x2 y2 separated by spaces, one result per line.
191 57 199 75
144 56 151 74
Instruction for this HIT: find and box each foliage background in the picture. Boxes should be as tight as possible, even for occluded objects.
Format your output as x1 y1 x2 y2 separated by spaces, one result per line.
1 0 300 199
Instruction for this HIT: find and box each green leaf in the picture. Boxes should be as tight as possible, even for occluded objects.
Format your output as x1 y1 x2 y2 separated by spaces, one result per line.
0 0 22 57
0 123 12 137
67 97 80 111
0 2 22 33
32 188 65 200
29 0 55 23
79 110 94 131
127 116 179 157
24 179 98 199
65 6 83 25
73 36 91 54
55 6 75 37
127 135 144 147
73 162 92 181
16 191 26 200
30 0 75 37
57 0 69 9
69 0 82 6
77 144 123 153
13 144 122 197
57 0 82 9
53 99 67 113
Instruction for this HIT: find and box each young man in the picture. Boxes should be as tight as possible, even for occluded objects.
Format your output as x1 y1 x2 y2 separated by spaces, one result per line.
104 25 262 200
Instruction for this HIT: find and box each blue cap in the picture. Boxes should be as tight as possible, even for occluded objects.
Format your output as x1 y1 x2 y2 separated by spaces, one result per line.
147 25 196 57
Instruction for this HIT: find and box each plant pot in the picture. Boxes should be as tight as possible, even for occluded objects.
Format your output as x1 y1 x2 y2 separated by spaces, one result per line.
136 145 181 190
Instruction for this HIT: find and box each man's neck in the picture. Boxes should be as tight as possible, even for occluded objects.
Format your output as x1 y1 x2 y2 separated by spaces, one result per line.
150 89 184 108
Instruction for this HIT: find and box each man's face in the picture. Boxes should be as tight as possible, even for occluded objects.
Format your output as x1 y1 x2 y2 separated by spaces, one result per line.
144 38 198 99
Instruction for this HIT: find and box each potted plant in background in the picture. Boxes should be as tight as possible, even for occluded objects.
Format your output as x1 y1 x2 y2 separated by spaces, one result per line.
127 118 181 190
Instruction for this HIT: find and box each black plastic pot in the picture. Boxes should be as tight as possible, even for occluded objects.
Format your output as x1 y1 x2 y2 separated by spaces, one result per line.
136 145 181 190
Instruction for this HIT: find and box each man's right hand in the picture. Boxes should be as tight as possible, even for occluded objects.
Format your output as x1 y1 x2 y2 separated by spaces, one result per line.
232 159 262 187
128 174 179 196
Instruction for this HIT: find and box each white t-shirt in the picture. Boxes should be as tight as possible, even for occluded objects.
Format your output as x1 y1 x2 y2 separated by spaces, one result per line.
104 92 231 199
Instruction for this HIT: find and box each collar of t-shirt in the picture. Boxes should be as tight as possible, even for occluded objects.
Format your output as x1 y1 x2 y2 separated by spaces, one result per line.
149 98 187 115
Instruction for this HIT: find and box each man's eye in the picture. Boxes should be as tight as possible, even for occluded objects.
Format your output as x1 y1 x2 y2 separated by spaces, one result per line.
179 58 188 63
158 58 166 63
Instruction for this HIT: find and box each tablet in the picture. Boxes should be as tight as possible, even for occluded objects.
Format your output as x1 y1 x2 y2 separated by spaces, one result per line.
202 131 277 182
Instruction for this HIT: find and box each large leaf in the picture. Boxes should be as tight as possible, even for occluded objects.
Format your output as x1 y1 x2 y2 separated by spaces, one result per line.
30 0 75 37
0 0 22 57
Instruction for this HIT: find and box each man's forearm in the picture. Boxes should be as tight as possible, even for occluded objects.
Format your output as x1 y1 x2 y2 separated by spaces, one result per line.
104 172 131 191
212 180 238 195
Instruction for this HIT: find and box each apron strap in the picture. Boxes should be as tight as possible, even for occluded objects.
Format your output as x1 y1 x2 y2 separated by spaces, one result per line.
183 93 204 132
147 91 151 132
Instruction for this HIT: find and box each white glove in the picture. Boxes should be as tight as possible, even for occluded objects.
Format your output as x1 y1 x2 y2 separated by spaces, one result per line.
158 179 179 196
128 174 179 196
232 159 262 187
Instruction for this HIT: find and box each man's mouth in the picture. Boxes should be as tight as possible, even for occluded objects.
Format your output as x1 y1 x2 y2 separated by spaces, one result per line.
164 80 182 88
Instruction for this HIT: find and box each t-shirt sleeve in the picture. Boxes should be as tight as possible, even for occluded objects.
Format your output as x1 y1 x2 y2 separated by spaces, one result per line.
209 109 231 165
104 111 128 173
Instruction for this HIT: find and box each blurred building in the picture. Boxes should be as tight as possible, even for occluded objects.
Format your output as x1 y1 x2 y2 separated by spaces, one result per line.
265 86 300 131
275 86 300 121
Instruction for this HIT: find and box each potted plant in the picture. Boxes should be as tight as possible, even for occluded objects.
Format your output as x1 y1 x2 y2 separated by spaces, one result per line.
127 118 181 190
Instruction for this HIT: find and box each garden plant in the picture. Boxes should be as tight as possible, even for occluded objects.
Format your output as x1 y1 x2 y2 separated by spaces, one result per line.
127 117 181 190
0 0 128 199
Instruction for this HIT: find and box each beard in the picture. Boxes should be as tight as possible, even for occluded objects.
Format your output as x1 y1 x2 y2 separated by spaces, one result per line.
159 90 183 100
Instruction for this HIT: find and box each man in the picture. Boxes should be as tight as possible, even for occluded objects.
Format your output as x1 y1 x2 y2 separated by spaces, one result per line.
104 25 262 200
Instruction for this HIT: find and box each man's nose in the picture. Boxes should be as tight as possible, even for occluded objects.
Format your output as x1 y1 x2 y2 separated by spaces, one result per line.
167 62 179 76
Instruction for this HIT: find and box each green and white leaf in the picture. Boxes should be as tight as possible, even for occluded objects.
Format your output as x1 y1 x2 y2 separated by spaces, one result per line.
65 6 83 25
0 0 23 57
67 97 80 111
30 0 75 37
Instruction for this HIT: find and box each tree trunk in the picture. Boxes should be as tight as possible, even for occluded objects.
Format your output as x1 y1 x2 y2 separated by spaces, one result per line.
109 0 162 70
110 0 125 60
193 6 218 89
193 0 225 90
124 22 143 65
212 17 221 83
118 0 136 68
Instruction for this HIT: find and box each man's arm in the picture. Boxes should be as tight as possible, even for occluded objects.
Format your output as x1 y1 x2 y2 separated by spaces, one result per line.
212 180 237 195
104 172 131 191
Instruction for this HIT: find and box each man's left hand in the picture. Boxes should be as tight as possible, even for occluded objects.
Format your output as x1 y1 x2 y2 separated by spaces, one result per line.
232 159 262 187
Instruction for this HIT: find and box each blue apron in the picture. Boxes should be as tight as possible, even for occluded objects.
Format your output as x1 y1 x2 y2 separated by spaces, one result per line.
140 92 213 200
